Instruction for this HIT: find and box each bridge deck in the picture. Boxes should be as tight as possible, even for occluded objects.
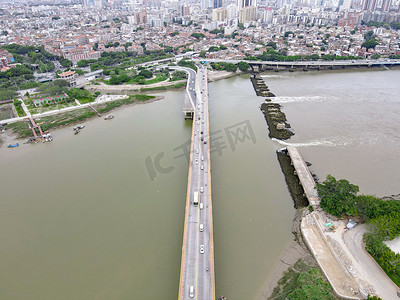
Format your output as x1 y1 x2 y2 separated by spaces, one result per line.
178 66 215 300
286 146 319 206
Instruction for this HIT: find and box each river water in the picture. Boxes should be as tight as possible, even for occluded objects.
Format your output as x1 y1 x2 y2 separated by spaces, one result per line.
0 68 398 300
263 68 400 196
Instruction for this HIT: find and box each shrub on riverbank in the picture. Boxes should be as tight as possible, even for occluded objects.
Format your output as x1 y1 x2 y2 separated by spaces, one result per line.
270 259 335 300
364 212 400 286
316 175 400 220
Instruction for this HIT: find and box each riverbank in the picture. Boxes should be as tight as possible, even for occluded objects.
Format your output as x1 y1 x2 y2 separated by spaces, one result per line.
0 94 163 146
256 208 320 300
207 70 245 82
84 79 186 94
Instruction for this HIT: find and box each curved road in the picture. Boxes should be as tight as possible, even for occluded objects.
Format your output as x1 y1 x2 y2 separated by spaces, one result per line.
344 224 400 299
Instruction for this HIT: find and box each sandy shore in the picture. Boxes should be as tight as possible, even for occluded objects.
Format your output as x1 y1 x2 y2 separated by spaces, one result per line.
207 70 245 82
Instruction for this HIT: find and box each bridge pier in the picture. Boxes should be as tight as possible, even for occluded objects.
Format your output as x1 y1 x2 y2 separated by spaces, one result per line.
184 111 194 119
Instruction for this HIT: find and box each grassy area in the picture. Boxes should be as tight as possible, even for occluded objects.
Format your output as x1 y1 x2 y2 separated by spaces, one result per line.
139 82 185 92
6 121 33 138
143 74 169 85
14 100 26 117
77 98 95 104
270 259 336 300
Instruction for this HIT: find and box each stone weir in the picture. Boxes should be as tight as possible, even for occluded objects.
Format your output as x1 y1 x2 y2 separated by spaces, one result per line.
260 102 294 140
250 74 276 97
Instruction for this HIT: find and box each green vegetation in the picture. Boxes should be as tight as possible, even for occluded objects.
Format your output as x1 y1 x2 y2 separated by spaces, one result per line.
13 99 25 116
316 175 359 217
7 95 156 138
191 33 205 40
66 88 94 103
317 175 400 287
237 61 250 72
6 120 33 137
364 213 400 286
284 31 295 37
267 41 277 49
0 89 17 101
139 82 185 92
210 62 237 72
362 40 379 50
364 20 400 30
208 46 220 52
142 73 169 85
316 175 400 219
37 80 69 95
270 259 335 300
244 48 363 62
170 71 186 81
362 31 379 50
177 58 197 70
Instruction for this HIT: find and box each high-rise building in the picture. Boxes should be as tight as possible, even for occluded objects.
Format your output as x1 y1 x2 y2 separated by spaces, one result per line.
214 0 223 8
339 0 351 10
93 0 102 7
237 0 257 9
382 0 391 11
212 7 228 20
239 5 257 22
202 0 212 10
181 4 191 16
362 0 377 11
227 4 238 18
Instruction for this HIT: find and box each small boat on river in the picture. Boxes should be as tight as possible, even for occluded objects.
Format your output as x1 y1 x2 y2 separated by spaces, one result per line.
104 114 114 120
8 143 19 148
73 125 85 131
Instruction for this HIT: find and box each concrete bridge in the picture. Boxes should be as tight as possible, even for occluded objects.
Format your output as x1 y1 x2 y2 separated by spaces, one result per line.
178 65 215 300
197 58 400 72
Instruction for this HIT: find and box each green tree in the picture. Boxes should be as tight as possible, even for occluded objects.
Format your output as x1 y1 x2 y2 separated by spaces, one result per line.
316 175 359 217
208 46 220 52
191 33 205 40
362 40 379 50
59 58 73 67
77 60 89 67
266 41 277 49
237 61 249 72
138 69 153 78
371 54 381 59
224 63 237 72
284 31 295 37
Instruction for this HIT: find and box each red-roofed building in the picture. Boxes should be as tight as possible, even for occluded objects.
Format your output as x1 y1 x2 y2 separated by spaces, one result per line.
59 70 77 86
